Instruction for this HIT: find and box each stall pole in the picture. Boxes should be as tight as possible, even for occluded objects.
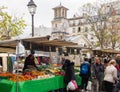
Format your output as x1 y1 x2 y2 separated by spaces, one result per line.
16 40 20 92
49 46 52 62
16 40 25 92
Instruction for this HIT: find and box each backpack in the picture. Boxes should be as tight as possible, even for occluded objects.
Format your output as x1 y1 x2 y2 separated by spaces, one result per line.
80 63 89 75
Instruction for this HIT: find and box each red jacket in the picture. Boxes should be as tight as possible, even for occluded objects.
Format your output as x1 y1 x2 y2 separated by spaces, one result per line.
115 65 120 72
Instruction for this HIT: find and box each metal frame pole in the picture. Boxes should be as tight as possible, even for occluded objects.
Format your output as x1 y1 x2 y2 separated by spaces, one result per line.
32 14 34 37
16 40 20 92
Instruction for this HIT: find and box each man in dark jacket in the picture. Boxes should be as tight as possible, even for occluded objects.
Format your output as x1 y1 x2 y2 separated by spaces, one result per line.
92 57 104 92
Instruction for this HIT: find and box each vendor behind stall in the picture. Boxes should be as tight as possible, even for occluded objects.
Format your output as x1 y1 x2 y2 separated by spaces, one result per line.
23 50 38 72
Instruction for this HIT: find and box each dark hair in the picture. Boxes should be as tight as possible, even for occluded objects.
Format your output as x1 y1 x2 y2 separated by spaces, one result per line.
104 58 108 64
63 52 68 56
30 50 35 54
84 57 88 61
65 59 71 64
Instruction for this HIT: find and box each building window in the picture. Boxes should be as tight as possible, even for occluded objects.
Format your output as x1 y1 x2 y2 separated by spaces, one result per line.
73 28 75 33
84 34 88 38
55 11 57 18
91 41 94 45
52 34 57 38
85 27 88 32
73 21 75 26
55 24 57 27
79 21 82 25
91 37 93 39
62 9 64 17
78 27 81 32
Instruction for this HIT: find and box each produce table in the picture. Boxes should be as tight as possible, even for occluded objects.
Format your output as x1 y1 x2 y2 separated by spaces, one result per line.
0 75 81 92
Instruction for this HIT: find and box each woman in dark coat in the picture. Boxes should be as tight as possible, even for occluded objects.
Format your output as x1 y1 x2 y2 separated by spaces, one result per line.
62 59 76 92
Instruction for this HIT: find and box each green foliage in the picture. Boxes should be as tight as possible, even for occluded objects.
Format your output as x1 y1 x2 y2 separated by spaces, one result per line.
0 6 26 40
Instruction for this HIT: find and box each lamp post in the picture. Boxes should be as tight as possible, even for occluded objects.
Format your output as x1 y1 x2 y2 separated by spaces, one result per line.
27 0 37 37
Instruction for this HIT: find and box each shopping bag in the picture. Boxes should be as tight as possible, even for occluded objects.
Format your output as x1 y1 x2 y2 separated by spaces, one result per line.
86 81 92 91
66 80 78 91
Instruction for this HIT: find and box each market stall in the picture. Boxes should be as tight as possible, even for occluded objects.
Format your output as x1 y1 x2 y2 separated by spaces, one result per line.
0 36 81 92
0 36 78 70
93 49 120 57
0 62 81 92
0 75 81 92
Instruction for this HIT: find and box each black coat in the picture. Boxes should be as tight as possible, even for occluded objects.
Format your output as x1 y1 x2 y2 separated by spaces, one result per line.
62 59 76 84
23 54 37 71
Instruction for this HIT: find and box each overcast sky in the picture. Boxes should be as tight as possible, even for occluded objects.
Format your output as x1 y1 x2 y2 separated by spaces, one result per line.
0 0 116 36
0 0 99 27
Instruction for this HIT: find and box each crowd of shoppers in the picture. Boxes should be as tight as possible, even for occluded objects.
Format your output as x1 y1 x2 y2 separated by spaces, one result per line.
79 54 120 92
37 52 120 92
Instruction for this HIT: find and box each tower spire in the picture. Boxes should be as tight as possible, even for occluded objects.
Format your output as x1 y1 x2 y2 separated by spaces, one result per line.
59 0 61 6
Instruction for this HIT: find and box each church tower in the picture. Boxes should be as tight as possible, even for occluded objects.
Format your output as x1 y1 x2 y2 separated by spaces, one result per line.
51 3 69 40
53 3 68 19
